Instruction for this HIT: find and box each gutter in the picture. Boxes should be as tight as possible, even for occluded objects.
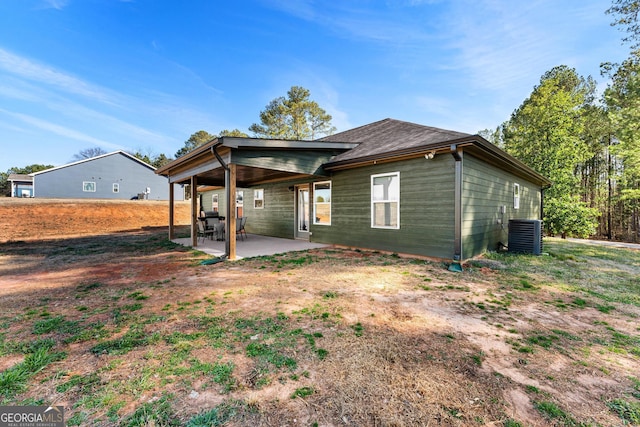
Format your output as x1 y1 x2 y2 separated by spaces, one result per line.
211 141 230 171
156 137 219 175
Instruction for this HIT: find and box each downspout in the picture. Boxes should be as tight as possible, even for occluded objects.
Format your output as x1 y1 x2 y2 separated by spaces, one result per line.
211 142 230 260
211 142 229 172
540 186 545 223
451 144 463 267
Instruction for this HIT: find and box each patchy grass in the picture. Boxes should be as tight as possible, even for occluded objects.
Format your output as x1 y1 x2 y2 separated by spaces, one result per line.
0 341 66 398
486 238 640 307
186 400 252 426
120 394 179 427
1 231 639 425
291 386 314 399
607 398 640 424
534 401 579 426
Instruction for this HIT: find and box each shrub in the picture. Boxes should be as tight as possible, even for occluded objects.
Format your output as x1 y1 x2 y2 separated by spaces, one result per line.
544 196 599 238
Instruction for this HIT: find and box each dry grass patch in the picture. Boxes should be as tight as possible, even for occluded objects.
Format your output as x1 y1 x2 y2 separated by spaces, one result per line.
1 230 639 426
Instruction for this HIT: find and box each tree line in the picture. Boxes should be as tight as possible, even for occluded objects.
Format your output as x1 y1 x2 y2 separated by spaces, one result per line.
479 0 640 242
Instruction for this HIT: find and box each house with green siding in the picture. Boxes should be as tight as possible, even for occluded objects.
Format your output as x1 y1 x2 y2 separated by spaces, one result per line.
156 119 550 261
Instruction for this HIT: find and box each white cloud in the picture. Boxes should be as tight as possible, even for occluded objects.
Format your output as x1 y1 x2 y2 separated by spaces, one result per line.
41 0 69 10
0 72 174 145
0 47 223 158
0 48 117 104
262 0 433 44
260 0 316 21
0 118 31 134
441 1 555 91
440 0 623 94
414 95 454 117
0 108 124 150
0 79 44 103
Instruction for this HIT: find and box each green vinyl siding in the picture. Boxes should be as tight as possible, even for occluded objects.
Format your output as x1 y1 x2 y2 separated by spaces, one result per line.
201 183 300 239
198 151 543 261
311 156 456 259
245 184 296 238
462 154 542 259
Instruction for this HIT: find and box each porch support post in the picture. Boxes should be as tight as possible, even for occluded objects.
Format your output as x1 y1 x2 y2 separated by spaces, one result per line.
225 163 237 260
451 145 463 261
191 175 198 247
168 183 175 240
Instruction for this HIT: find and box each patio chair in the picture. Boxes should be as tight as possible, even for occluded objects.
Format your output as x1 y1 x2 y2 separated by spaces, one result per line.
213 221 225 241
197 219 214 242
205 217 222 240
205 217 220 229
236 217 247 241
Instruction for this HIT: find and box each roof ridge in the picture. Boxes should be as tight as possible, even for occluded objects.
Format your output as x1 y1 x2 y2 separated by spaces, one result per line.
31 151 155 175
388 118 472 136
322 118 471 142
318 118 393 140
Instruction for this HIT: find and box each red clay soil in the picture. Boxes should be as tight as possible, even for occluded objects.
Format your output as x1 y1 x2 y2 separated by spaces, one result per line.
0 198 191 242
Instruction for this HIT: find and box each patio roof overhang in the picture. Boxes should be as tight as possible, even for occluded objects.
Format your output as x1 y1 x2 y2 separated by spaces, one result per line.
157 136 358 187
155 136 358 260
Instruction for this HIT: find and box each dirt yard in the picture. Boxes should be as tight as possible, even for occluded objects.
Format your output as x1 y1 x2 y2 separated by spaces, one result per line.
0 198 191 242
0 199 639 426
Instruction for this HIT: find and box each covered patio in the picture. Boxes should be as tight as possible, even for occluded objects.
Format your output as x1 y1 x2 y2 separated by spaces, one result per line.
172 233 330 259
156 136 356 260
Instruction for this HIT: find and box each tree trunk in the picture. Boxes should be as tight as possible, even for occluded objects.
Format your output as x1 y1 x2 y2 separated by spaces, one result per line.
607 140 613 240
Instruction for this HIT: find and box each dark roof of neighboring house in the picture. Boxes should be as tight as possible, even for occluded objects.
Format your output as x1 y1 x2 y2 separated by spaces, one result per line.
321 118 470 165
8 174 33 182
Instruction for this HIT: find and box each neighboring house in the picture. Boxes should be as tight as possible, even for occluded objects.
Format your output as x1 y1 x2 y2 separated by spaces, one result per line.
32 151 184 200
156 119 550 261
8 174 34 197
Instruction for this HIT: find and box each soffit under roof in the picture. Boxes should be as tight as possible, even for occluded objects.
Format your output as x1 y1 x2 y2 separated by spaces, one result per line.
156 138 356 186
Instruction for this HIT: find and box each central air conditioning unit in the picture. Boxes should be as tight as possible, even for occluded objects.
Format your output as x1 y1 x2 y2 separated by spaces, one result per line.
508 219 543 255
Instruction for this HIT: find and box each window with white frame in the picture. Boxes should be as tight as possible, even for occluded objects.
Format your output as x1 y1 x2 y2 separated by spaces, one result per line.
83 181 96 192
112 183 119 193
313 181 331 225
254 189 264 209
212 194 219 212
236 190 244 217
513 183 520 209
371 172 400 229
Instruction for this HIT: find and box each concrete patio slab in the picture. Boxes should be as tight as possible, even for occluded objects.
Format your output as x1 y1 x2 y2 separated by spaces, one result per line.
172 234 330 259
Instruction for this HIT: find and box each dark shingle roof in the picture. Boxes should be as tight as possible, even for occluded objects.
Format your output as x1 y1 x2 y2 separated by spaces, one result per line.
321 118 471 164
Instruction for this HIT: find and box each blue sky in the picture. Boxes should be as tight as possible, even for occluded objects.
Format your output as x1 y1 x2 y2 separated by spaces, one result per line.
0 0 630 172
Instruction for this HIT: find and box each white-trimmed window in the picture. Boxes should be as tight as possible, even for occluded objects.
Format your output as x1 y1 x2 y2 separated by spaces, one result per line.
371 172 400 229
212 194 219 212
83 181 96 192
236 190 244 218
313 181 331 225
513 183 520 210
112 183 119 193
254 189 264 209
